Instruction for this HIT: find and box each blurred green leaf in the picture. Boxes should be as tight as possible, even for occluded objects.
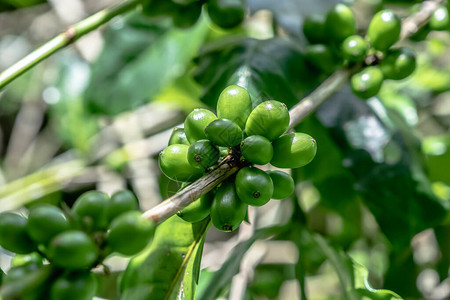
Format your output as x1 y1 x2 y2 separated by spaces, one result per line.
0 265 53 299
314 234 403 300
423 134 450 185
197 225 286 300
0 0 46 11
248 264 294 299
295 116 363 247
300 87 447 297
85 13 209 115
193 37 319 108
120 216 209 300
308 87 447 248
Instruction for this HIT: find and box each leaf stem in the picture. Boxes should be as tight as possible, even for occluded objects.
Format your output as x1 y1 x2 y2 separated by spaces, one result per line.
142 0 443 224
0 0 142 90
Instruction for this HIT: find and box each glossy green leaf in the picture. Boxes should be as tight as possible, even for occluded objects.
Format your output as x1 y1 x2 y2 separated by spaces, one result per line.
193 37 319 108
120 216 210 300
85 13 209 115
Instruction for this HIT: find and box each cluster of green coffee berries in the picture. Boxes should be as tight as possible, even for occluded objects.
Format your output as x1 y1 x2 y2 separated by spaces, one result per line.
303 4 417 100
141 0 245 29
0 190 154 299
159 85 317 232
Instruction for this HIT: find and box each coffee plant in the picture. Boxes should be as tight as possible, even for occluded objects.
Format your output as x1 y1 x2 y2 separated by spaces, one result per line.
0 0 449 299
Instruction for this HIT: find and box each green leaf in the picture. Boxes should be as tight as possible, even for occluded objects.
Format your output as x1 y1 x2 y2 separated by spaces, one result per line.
84 13 209 115
0 265 53 300
299 87 447 248
0 0 46 12
197 225 286 300
120 216 210 300
193 37 319 108
313 234 402 300
353 262 403 300
423 134 450 185
296 89 447 297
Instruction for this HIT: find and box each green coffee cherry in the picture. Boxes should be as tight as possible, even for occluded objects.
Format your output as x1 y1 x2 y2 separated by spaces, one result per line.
235 167 273 206
217 85 252 129
48 231 98 269
50 272 97 300
367 10 401 51
305 44 337 74
168 127 189 146
271 133 317 168
351 66 384 99
72 191 109 231
187 139 220 169
245 101 290 141
177 191 214 223
26 204 71 245
241 135 273 165
430 6 450 31
342 35 367 62
205 119 243 147
184 109 217 143
210 181 247 232
302 14 327 44
0 212 35 254
207 0 245 29
380 47 416 80
172 2 203 28
107 211 155 256
159 144 204 182
325 4 356 42
106 190 139 223
266 170 295 199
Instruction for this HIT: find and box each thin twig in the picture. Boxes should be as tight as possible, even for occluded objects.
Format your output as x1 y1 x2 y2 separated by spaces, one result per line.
141 0 443 224
0 0 142 90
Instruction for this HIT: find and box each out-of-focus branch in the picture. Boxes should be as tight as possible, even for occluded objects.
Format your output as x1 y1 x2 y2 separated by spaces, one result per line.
0 0 141 90
400 0 444 40
141 0 443 224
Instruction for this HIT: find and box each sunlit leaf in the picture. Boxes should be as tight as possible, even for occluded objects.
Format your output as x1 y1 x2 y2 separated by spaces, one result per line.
120 216 210 300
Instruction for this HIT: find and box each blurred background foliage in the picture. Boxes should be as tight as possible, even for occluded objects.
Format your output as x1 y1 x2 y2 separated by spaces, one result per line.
0 0 449 299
